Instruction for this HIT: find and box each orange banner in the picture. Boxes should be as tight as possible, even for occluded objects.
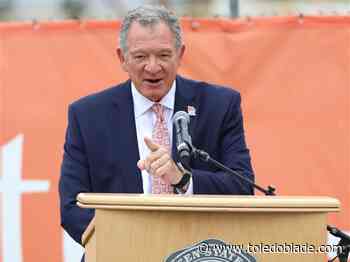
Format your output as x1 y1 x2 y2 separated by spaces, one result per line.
0 16 349 262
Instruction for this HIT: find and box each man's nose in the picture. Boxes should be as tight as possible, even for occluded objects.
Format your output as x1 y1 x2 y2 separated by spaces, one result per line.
144 57 162 74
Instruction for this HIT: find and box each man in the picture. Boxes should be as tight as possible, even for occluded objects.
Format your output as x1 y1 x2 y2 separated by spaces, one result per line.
59 5 254 248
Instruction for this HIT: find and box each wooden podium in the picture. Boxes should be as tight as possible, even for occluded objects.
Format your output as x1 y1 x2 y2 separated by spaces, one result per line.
77 194 340 262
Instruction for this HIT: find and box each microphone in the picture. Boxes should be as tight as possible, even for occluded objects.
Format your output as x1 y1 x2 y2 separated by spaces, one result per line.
172 111 193 168
327 225 350 243
172 111 276 195
327 225 350 262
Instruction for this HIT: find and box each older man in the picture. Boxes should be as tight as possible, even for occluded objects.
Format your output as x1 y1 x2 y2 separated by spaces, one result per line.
59 5 254 249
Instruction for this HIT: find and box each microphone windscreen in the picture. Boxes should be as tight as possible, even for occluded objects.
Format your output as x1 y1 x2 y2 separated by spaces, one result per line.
172 111 190 124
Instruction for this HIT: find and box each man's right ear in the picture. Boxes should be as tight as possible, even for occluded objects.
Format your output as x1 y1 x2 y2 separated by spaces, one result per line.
116 48 128 72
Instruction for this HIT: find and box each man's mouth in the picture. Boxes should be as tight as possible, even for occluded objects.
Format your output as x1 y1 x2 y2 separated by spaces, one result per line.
144 78 162 85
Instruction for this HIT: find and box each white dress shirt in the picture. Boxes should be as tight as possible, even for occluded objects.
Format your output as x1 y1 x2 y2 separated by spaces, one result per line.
131 80 193 194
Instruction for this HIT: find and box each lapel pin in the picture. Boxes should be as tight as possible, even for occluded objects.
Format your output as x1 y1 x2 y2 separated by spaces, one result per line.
187 105 196 116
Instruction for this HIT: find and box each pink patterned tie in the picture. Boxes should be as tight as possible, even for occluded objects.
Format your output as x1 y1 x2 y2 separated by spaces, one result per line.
151 103 173 194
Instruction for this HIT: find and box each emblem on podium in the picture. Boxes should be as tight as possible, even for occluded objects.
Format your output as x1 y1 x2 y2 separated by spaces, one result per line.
165 238 256 262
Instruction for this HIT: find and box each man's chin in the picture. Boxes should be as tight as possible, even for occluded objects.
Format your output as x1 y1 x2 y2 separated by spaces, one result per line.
140 86 168 102
142 81 164 90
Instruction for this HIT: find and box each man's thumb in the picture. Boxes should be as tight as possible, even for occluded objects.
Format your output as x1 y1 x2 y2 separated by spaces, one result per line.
144 137 160 152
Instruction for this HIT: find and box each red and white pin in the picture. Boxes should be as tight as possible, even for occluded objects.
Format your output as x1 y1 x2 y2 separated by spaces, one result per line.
187 105 196 116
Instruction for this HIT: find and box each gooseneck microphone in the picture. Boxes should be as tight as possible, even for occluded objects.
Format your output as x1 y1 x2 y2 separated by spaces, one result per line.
172 110 276 195
327 225 350 243
172 111 193 168
327 225 350 262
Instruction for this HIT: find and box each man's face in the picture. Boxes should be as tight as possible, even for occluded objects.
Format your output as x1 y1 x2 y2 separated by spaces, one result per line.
117 21 185 102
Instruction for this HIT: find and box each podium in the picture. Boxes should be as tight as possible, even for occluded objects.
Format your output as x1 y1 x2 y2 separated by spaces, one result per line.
77 194 340 262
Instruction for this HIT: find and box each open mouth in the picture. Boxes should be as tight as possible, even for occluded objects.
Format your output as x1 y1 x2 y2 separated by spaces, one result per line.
144 78 162 85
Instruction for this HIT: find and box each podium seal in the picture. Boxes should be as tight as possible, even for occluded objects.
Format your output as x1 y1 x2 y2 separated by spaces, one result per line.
165 238 256 262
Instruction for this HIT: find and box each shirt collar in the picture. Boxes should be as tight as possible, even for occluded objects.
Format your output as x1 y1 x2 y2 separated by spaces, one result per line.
131 80 176 118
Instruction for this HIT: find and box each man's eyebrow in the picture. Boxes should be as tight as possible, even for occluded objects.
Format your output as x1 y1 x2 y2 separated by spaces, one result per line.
158 49 173 53
129 50 146 54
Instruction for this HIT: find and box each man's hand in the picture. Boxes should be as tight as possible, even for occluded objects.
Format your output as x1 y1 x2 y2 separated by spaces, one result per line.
137 137 183 185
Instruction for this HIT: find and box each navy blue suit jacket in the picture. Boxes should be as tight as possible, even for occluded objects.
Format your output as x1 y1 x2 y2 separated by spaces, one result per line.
59 75 254 245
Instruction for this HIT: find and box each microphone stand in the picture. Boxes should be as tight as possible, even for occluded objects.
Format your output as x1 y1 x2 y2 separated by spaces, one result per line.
327 225 350 262
182 143 347 261
189 146 276 196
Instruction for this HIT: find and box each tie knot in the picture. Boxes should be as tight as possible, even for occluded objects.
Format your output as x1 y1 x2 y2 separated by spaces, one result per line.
152 103 165 121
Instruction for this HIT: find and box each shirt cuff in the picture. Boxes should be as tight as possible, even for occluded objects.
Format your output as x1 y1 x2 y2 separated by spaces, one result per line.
183 177 193 195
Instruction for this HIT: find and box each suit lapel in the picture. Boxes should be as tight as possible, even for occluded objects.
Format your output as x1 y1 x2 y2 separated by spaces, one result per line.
110 81 143 193
172 76 198 162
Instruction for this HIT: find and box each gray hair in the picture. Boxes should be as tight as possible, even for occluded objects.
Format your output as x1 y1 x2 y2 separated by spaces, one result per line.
119 5 183 54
